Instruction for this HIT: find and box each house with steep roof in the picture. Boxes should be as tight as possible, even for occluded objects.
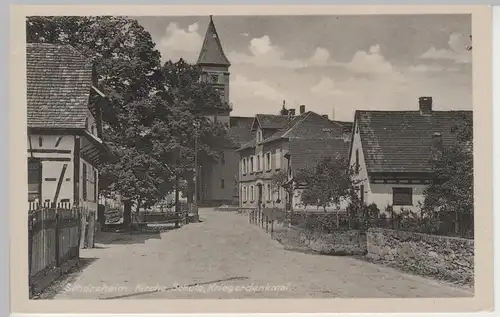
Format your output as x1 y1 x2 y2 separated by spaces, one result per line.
27 43 111 212
237 104 352 211
348 96 472 213
194 16 255 206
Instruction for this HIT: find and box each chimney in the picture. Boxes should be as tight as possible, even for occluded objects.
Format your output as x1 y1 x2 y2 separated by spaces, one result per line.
332 107 335 121
299 105 306 115
419 96 433 115
288 108 296 117
431 132 443 160
280 100 288 115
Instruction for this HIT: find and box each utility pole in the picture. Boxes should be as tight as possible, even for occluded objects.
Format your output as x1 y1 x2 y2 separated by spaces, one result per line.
191 119 200 222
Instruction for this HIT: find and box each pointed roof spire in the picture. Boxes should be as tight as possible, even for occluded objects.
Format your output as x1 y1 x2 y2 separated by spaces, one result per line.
197 15 231 67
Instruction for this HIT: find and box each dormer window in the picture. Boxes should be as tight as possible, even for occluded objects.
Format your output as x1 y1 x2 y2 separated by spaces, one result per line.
257 131 262 142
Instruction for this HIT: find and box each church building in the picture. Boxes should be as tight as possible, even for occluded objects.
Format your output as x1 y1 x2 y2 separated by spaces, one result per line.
196 16 254 206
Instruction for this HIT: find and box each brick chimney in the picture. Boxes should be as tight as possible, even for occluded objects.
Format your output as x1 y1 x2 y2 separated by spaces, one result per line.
431 132 443 160
299 105 306 115
419 96 433 115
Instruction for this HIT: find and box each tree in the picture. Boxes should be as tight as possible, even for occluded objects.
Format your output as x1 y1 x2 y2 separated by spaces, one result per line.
26 17 232 224
295 155 358 228
422 114 473 236
156 59 231 206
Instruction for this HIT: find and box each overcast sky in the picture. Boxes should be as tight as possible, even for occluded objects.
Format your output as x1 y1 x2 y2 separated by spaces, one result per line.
134 15 472 121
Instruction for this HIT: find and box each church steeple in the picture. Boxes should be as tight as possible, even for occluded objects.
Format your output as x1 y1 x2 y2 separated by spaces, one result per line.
197 15 231 67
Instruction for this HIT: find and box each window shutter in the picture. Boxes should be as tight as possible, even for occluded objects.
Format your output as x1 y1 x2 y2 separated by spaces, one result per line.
82 163 87 201
94 170 98 202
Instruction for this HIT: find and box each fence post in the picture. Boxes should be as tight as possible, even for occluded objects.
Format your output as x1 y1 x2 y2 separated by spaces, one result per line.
79 209 87 249
55 213 60 267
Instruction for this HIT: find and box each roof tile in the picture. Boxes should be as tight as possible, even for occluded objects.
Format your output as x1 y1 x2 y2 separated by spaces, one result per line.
356 110 473 174
27 43 93 129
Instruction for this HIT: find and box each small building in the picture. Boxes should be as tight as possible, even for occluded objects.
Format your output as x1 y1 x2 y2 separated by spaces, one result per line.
237 104 352 212
27 43 110 212
348 96 472 213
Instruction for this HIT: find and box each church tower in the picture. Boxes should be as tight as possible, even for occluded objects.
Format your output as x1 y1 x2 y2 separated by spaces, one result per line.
197 15 231 125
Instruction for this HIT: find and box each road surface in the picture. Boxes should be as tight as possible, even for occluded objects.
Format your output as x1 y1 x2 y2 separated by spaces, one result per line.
52 208 472 299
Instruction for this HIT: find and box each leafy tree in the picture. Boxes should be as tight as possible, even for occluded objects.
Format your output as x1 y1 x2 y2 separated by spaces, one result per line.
156 60 231 206
295 155 359 228
422 114 473 236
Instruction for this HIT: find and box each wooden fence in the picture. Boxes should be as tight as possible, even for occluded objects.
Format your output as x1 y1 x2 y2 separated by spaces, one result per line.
28 208 80 294
28 206 98 295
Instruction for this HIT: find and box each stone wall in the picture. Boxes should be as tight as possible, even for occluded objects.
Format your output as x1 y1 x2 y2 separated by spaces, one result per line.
274 226 366 255
366 228 474 286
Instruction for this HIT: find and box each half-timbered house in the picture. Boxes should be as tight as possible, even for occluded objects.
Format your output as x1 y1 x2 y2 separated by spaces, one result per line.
27 43 110 212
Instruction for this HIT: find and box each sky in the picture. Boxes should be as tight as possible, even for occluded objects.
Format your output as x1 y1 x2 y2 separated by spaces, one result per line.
134 15 472 121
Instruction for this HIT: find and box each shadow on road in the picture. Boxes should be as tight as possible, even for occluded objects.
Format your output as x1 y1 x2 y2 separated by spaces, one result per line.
34 257 99 300
95 231 163 245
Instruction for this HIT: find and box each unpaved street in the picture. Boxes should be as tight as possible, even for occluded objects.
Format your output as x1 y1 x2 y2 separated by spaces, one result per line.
52 208 472 299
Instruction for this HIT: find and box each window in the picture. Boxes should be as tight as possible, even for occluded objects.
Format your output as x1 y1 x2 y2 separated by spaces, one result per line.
265 152 271 171
38 137 43 147
360 184 364 204
275 149 281 169
267 184 271 201
242 158 247 175
82 163 87 201
277 188 281 201
257 131 262 142
250 186 254 201
355 149 360 172
257 155 261 172
242 186 247 202
28 159 41 201
393 187 413 206
221 179 225 189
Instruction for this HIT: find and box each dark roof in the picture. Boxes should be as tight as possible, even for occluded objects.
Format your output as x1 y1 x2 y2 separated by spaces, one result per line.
252 114 290 130
289 138 351 175
262 111 347 144
355 110 473 174
27 43 93 129
226 116 254 147
197 16 231 67
335 121 353 131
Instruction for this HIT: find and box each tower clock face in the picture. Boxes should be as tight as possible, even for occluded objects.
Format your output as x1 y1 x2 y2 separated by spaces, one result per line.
211 74 219 83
